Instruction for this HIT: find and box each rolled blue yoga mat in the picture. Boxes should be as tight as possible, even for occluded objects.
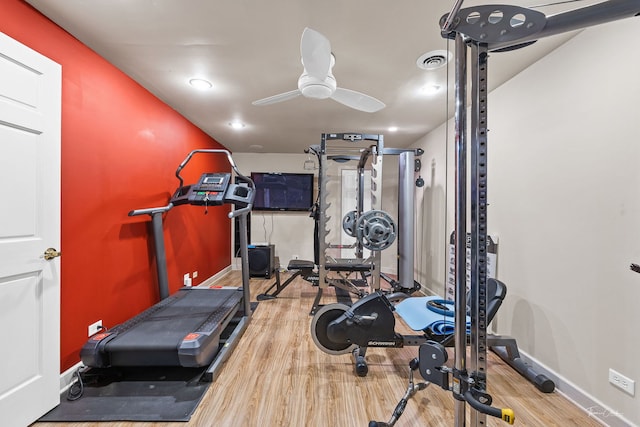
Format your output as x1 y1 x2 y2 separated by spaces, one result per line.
395 296 470 333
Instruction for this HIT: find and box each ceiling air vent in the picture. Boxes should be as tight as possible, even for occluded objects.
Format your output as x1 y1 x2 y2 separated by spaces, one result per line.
416 50 452 70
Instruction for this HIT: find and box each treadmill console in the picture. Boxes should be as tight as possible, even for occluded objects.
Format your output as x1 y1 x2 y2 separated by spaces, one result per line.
189 173 231 205
171 172 254 209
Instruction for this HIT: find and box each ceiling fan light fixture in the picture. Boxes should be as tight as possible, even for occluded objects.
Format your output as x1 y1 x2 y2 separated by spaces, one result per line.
416 50 452 71
189 78 213 89
301 83 333 99
298 72 337 99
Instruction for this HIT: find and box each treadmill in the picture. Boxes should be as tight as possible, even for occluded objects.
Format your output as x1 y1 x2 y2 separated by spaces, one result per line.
80 149 254 381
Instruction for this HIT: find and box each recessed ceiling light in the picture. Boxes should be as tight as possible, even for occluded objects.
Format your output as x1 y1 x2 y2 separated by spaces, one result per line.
229 121 245 129
416 50 452 71
388 126 398 132
421 84 442 95
189 78 212 89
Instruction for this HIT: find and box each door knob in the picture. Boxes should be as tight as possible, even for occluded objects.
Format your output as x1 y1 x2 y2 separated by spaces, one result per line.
43 248 61 260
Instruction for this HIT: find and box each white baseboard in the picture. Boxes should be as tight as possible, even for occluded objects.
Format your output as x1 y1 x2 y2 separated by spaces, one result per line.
196 265 233 287
231 257 243 270
518 350 636 427
59 361 84 394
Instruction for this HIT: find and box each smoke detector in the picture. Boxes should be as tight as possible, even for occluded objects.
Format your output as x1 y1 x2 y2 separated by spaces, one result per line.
416 50 452 70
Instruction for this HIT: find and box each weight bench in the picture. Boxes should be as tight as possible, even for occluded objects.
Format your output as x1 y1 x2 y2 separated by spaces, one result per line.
309 259 376 315
394 278 555 393
257 259 317 301
258 258 374 315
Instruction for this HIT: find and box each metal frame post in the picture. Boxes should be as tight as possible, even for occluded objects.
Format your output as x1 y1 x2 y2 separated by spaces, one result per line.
398 151 415 289
469 41 490 427
150 211 170 300
237 212 252 318
453 32 468 427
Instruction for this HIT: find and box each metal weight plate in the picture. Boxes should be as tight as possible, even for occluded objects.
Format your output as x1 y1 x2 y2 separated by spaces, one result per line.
342 210 357 237
355 210 396 251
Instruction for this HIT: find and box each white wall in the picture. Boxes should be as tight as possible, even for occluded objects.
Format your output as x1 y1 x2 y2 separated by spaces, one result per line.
233 153 318 266
413 122 452 293
413 18 640 426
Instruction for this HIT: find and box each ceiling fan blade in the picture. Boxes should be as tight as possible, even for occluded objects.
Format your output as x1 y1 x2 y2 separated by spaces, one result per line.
300 27 331 80
331 88 385 113
252 89 301 106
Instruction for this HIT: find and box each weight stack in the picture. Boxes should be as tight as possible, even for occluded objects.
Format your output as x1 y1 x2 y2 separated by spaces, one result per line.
248 244 275 279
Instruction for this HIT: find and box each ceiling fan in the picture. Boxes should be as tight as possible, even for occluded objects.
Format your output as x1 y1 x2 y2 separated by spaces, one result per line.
252 28 385 113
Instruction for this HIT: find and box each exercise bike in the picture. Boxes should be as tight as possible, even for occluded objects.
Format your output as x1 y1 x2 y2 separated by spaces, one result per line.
310 278 555 395
311 286 461 377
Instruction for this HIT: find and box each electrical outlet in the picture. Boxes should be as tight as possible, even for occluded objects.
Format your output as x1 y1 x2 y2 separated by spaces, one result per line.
192 271 198 278
88 320 102 337
609 368 635 396
183 273 192 287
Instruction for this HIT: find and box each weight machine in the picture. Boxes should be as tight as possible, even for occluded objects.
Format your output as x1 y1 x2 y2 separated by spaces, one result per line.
310 133 430 375
310 133 422 314
371 1 640 426
258 133 422 313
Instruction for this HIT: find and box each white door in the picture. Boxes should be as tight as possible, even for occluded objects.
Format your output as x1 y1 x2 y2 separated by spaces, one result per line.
0 32 62 427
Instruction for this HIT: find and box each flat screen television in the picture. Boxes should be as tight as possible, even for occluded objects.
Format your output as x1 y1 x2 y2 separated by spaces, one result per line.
250 172 314 212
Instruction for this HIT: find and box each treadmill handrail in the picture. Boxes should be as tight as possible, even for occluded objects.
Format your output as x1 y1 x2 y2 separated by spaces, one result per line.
173 149 255 218
127 202 174 300
128 203 173 217
229 205 251 219
174 149 253 189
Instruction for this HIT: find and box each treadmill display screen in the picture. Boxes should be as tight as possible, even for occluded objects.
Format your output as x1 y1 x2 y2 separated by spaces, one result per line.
203 176 224 185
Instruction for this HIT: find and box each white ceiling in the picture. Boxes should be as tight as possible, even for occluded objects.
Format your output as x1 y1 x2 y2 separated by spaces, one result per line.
26 0 597 154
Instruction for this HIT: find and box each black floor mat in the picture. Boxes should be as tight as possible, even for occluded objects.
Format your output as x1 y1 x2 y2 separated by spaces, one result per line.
38 366 210 422
39 302 259 422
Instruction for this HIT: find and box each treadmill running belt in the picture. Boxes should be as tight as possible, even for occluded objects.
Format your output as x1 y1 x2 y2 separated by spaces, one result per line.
81 288 243 368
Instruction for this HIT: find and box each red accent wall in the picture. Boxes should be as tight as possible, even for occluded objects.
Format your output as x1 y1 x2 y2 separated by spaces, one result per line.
2 1 233 371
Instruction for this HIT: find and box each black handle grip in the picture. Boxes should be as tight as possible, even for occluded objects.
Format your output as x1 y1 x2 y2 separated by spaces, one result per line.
464 391 514 424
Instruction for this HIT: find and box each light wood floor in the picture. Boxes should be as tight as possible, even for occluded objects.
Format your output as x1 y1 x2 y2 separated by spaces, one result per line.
34 271 604 427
